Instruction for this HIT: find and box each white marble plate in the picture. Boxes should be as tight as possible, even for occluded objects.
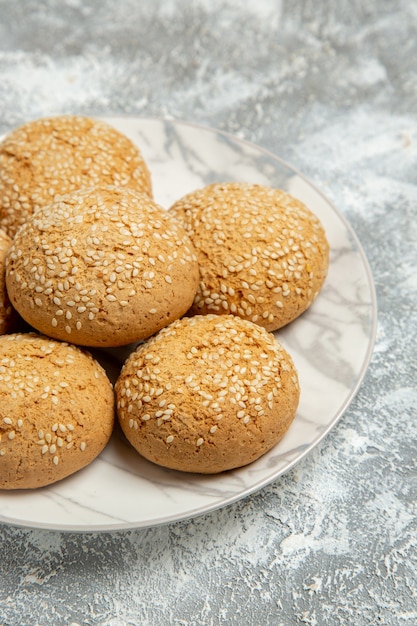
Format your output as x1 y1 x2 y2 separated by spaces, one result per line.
0 117 377 532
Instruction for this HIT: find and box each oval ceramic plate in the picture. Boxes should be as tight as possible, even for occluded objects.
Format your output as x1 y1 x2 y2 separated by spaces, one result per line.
0 117 377 532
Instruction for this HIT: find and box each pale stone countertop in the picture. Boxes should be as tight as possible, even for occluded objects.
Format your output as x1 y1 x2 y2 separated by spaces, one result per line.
0 1 416 624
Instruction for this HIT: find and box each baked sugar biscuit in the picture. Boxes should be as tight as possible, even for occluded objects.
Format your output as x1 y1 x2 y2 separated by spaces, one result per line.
116 314 300 473
0 333 114 489
5 186 199 347
0 229 20 335
169 182 329 331
0 115 152 238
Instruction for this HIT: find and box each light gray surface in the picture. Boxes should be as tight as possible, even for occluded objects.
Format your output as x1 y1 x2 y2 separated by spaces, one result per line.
0 1 415 624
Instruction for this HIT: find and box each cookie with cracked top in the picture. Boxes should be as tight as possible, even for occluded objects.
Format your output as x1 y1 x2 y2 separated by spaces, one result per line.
0 332 114 490
169 182 329 331
5 186 199 347
0 229 21 335
116 314 300 474
0 114 152 238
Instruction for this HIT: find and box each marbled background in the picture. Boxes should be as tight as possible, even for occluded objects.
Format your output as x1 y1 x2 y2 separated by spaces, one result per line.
0 1 416 625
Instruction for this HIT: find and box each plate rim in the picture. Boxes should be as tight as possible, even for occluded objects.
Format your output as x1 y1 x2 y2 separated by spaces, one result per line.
0 115 378 533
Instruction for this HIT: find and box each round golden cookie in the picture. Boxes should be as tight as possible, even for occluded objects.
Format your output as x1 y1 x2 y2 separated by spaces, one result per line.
0 115 152 238
116 314 300 474
0 333 114 489
169 182 330 331
0 229 20 335
5 186 199 347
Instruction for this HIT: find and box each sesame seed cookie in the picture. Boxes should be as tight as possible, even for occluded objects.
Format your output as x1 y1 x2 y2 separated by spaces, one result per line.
5 186 199 347
0 229 20 335
116 314 300 474
0 115 152 238
169 182 330 331
0 333 114 489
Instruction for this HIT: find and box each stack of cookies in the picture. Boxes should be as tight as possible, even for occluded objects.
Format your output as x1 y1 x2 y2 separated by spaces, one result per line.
0 115 329 488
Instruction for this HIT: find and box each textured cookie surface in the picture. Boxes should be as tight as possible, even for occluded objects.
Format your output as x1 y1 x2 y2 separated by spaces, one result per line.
0 333 114 489
0 115 152 238
116 314 300 473
0 229 20 335
169 182 329 331
5 186 199 347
